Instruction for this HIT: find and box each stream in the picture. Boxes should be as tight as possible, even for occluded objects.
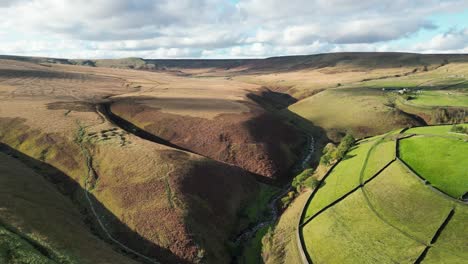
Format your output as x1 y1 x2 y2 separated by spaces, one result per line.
97 102 316 262
234 136 315 245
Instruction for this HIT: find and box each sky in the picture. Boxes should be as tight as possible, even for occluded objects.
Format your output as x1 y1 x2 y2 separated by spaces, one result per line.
0 0 467 59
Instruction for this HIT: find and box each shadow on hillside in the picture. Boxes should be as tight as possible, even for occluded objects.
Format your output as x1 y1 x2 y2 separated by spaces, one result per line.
342 154 357 161
0 143 190 264
245 89 330 182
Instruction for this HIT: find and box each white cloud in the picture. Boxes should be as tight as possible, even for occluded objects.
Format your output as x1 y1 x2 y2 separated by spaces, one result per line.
413 28 468 52
0 0 467 58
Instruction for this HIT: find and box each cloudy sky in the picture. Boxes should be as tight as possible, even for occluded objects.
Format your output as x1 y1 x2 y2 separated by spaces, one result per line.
1 0 467 59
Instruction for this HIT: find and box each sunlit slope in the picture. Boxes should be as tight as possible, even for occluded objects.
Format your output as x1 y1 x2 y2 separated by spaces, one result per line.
300 125 467 263
288 89 423 140
0 59 260 264
288 61 468 140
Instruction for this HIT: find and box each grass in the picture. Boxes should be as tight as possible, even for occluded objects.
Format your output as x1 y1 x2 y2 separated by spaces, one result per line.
0 226 52 264
410 90 468 107
405 124 468 138
399 136 468 198
364 161 454 243
243 183 281 223
362 138 395 181
241 224 271 264
0 152 137 264
302 190 425 264
261 190 311 264
287 61 468 140
288 89 419 140
302 139 375 221
301 125 467 263
422 205 468 263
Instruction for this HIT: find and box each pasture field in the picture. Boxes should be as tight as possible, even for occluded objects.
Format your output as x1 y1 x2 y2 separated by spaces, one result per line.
422 206 468 263
399 136 468 198
302 190 425 264
288 60 468 140
301 139 376 221
362 138 395 181
405 124 468 138
288 89 422 140
300 125 467 264
364 161 453 242
410 90 468 107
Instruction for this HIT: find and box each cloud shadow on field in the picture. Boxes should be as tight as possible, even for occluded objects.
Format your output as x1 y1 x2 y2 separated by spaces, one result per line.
0 69 85 80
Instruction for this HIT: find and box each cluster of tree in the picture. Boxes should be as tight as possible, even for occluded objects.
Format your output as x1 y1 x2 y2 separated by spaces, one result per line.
280 168 320 209
320 133 355 166
292 168 319 192
279 134 356 209
450 124 468 134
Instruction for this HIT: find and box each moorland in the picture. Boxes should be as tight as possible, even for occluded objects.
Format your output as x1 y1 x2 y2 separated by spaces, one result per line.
0 52 467 264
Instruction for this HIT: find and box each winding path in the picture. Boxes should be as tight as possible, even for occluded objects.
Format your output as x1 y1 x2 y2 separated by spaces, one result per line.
76 108 161 264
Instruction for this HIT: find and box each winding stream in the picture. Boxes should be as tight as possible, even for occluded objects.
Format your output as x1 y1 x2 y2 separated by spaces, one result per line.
234 136 315 245
97 102 316 262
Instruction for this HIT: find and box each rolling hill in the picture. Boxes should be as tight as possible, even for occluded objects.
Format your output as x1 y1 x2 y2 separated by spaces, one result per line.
299 124 468 264
0 52 467 264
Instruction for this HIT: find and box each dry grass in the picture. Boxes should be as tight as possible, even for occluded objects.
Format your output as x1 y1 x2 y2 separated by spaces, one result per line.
288 89 421 140
0 59 261 263
261 190 311 264
0 152 138 264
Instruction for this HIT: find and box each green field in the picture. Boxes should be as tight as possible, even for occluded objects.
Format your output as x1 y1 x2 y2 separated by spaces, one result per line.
409 90 468 107
288 60 468 140
364 161 453 243
302 132 399 222
399 136 468 198
288 89 420 140
302 139 375 221
302 190 425 264
300 125 467 263
422 206 468 263
405 124 468 138
362 138 395 181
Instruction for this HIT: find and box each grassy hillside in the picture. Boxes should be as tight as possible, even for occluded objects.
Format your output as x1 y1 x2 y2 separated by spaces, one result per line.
299 125 467 263
1 52 468 263
0 152 137 264
0 59 262 264
288 89 422 140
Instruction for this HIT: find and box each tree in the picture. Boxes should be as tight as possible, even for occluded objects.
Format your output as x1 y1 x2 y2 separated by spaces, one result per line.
320 152 333 166
320 143 337 165
280 192 296 209
334 133 355 160
308 177 320 189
